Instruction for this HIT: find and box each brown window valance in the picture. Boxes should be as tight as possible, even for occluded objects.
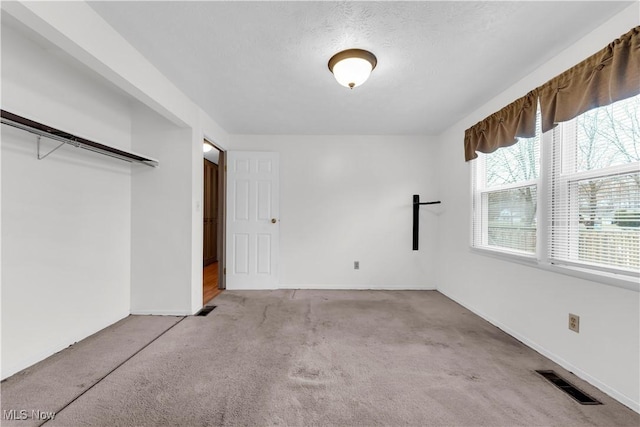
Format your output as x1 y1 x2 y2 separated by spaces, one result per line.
464 91 537 161
538 26 640 133
465 26 640 162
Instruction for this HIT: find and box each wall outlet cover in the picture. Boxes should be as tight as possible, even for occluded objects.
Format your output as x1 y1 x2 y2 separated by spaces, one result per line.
569 313 580 333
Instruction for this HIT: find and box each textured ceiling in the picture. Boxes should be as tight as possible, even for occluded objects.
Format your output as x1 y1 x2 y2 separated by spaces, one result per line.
89 1 631 135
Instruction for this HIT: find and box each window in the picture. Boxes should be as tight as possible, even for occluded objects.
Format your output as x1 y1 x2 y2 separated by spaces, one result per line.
548 95 640 275
472 95 640 281
472 114 540 255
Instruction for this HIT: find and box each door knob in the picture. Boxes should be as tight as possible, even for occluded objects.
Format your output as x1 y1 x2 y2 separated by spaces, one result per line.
271 218 277 224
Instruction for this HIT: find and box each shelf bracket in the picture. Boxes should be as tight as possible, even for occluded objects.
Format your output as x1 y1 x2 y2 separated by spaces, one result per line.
37 135 68 160
413 195 441 250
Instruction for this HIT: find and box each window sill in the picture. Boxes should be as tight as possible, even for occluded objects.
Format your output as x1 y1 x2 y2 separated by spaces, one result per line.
469 246 639 292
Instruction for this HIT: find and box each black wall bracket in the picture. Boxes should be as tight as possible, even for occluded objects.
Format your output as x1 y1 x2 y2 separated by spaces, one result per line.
413 195 441 250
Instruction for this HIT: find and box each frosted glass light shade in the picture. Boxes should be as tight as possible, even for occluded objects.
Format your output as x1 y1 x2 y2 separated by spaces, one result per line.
332 58 373 88
203 142 213 153
328 49 377 89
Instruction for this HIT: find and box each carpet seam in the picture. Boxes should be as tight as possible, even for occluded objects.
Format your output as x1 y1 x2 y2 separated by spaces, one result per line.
38 316 187 427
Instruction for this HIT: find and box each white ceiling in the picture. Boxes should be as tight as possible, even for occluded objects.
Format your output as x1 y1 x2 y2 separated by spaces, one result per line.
89 1 631 135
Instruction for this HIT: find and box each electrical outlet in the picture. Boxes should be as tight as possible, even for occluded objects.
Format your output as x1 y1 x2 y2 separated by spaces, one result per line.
354 261 359 270
568 313 580 333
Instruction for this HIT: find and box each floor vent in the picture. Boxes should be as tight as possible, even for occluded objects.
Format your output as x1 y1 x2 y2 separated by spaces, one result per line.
196 306 217 316
536 370 602 405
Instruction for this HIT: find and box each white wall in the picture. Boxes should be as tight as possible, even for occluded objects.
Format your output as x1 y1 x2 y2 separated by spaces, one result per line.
434 5 640 411
231 135 439 289
130 105 195 315
1 21 133 379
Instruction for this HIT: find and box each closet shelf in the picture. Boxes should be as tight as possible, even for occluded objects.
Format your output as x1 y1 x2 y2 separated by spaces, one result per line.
1 110 159 168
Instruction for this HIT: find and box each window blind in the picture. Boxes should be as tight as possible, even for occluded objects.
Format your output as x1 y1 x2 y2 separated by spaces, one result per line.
472 126 540 255
548 95 640 275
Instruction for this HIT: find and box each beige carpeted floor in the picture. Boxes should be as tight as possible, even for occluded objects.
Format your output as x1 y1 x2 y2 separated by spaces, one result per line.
2 290 638 426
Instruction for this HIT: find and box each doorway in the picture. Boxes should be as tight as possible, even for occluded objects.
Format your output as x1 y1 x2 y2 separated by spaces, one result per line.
203 140 225 304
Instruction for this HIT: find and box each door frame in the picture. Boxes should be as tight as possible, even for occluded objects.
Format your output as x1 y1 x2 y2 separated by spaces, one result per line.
203 139 226 291
217 149 226 290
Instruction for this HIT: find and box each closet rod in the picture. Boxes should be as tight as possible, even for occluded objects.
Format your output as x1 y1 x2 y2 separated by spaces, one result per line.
1 110 159 167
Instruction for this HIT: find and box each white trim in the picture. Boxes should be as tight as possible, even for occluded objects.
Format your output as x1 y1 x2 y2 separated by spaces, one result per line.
545 263 639 292
537 129 551 260
470 246 538 264
130 310 193 316
551 257 639 278
225 284 279 291
438 289 640 413
483 178 539 192
565 162 640 182
277 284 437 290
469 246 639 292
221 284 437 291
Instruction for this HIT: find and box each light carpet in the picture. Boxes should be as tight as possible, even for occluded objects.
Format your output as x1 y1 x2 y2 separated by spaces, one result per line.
1 290 637 426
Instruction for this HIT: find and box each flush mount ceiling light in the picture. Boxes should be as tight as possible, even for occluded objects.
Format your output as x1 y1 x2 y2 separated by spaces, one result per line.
328 49 377 89
203 141 213 153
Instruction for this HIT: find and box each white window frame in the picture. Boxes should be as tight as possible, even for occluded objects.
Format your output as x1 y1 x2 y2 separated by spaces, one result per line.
471 150 540 260
548 118 640 278
471 117 639 293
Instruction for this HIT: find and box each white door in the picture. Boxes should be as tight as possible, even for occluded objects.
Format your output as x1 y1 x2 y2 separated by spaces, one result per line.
225 151 279 289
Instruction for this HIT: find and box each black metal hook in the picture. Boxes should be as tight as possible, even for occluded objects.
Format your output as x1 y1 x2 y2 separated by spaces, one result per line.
413 195 441 250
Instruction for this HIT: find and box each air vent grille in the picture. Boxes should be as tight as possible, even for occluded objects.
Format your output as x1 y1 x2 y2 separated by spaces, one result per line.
536 370 602 405
196 306 217 316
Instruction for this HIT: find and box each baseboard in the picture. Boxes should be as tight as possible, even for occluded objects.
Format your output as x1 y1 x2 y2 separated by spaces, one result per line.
277 284 437 290
223 284 436 291
438 288 640 414
130 309 192 316
224 284 279 291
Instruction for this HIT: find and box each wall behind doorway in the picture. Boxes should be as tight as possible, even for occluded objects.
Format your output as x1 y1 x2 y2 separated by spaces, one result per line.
230 134 439 290
203 158 218 266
